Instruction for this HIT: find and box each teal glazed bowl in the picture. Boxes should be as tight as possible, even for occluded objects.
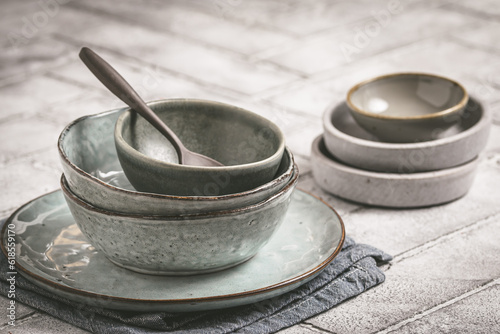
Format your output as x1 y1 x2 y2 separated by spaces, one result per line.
61 166 298 275
58 108 294 216
346 73 469 143
115 99 286 196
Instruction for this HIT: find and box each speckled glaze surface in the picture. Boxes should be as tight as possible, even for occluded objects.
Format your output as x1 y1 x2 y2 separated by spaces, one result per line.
346 73 469 142
1 189 344 312
61 167 298 275
115 99 285 196
58 108 294 215
312 136 479 208
323 97 491 173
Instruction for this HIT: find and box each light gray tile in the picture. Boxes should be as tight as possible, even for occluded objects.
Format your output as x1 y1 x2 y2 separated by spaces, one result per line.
70 0 295 55
392 284 500 334
452 20 500 54
307 214 500 333
0 150 61 214
226 0 447 37
340 161 500 257
70 22 299 95
484 123 500 154
0 312 90 334
0 2 40 45
0 117 62 163
0 296 35 327
0 37 72 85
283 114 323 157
449 0 500 19
298 174 361 216
264 7 477 75
45 50 241 104
2 5 107 49
484 152 500 172
293 154 312 175
40 93 116 128
0 74 82 121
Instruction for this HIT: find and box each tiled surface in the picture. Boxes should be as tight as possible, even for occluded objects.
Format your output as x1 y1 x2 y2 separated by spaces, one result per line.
0 1 499 333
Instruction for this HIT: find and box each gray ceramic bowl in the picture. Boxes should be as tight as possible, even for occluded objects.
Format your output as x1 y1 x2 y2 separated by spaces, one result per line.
115 99 285 196
58 108 295 215
323 97 491 173
61 167 298 275
311 135 479 208
346 73 469 142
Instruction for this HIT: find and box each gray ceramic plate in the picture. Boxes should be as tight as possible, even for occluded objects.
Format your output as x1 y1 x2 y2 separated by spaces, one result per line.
1 189 344 312
323 97 490 172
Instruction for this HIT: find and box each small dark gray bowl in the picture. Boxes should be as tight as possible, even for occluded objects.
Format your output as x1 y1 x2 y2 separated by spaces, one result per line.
115 99 285 196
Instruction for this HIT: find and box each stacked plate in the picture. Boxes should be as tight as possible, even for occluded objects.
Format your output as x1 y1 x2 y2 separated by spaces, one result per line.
312 73 492 208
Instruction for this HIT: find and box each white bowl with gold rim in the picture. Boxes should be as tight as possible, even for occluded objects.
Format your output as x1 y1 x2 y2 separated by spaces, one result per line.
346 73 469 143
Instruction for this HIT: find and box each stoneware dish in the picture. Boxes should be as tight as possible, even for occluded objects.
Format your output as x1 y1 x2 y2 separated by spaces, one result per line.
61 168 298 275
1 189 344 312
311 136 479 208
346 73 469 142
323 97 491 173
115 99 285 196
58 108 295 215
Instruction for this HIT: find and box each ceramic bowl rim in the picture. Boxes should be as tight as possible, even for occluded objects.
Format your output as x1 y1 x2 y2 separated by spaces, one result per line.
346 72 469 121
60 165 298 220
58 107 294 202
323 96 491 150
313 135 479 179
115 98 286 172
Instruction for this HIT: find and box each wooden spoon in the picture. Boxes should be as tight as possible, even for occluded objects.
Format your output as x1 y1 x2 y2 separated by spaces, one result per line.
79 47 223 167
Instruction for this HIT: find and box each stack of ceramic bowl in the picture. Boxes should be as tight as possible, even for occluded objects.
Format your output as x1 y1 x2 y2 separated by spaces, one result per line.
312 73 492 208
58 99 299 275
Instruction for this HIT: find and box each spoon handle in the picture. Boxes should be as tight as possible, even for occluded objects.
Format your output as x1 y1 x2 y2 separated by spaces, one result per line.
79 47 185 159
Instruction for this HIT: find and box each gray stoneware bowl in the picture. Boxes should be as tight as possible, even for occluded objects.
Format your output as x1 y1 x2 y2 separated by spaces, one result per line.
311 135 478 208
61 166 298 275
323 97 491 173
346 73 469 142
115 99 286 196
58 108 294 215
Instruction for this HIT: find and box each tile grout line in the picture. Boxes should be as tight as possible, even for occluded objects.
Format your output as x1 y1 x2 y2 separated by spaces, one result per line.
300 322 338 334
374 278 500 334
392 211 500 264
0 310 39 330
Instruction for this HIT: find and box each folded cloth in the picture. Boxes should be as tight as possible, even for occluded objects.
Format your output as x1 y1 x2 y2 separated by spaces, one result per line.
0 218 392 334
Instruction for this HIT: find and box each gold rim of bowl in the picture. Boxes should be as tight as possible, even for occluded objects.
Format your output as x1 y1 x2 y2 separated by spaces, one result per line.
346 72 469 121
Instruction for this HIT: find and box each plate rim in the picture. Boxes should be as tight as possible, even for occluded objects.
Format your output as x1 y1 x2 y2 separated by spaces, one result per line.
1 188 345 306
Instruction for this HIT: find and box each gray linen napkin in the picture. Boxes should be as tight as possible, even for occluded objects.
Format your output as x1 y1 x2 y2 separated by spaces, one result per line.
0 218 392 334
